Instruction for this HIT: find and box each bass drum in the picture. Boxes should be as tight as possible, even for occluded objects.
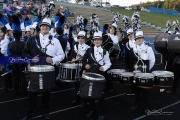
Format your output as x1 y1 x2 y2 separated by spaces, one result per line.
79 72 105 99
167 34 180 53
25 65 55 92
101 34 120 59
154 33 169 53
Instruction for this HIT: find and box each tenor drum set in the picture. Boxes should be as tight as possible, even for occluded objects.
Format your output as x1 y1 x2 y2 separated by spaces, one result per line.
107 69 174 89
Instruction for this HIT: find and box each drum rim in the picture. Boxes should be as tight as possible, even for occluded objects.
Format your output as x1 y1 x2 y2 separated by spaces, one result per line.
29 65 55 72
121 72 134 77
82 72 105 81
60 63 82 68
134 73 154 79
152 70 174 77
107 69 125 74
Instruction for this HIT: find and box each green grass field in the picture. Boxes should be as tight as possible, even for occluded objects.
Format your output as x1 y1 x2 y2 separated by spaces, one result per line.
109 8 180 28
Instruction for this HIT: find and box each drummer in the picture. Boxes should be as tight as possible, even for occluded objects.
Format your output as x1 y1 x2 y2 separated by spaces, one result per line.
106 22 120 93
70 30 90 107
125 28 136 72
130 31 155 115
22 17 65 120
125 28 136 94
82 30 111 120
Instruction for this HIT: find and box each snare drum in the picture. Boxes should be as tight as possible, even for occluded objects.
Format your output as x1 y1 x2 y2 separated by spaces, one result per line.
59 63 82 82
120 72 134 85
107 69 125 82
134 73 154 89
79 72 105 99
152 71 174 87
25 65 55 92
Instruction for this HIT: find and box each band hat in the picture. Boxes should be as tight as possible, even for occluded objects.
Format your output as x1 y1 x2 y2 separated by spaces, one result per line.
40 18 51 27
5 23 12 31
111 22 118 29
31 22 38 29
26 25 32 31
93 31 102 39
135 31 144 40
77 31 86 37
127 28 134 36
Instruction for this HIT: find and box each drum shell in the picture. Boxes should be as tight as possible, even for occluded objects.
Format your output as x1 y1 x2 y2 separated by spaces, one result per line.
154 76 173 87
120 76 134 85
154 33 169 53
107 69 125 82
25 71 55 92
134 77 154 89
59 63 81 82
167 34 180 53
79 77 105 99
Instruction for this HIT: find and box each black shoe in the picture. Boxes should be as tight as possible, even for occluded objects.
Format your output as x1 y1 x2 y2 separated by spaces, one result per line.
130 105 140 110
21 116 32 120
108 88 114 93
72 99 81 104
97 114 106 120
86 110 96 117
166 89 176 94
43 113 50 120
144 108 150 115
79 103 87 108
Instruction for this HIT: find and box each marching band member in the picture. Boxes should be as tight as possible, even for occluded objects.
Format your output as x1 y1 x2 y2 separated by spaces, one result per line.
130 31 155 114
106 22 120 93
70 31 89 106
0 15 14 92
82 30 111 120
125 28 136 94
22 17 65 120
125 28 136 72
7 15 27 96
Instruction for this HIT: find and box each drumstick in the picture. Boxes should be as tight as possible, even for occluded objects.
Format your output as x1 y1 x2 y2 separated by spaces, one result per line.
164 61 167 70
1 70 12 77
160 54 163 63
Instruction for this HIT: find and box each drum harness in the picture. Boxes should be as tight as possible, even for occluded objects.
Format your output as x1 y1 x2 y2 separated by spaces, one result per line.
34 35 53 67
134 44 148 73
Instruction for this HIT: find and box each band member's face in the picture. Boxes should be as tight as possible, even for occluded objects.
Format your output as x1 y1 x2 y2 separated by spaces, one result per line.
93 38 102 46
136 37 144 45
109 27 115 34
22 31 25 36
77 36 85 44
30 29 35 35
26 31 31 36
128 33 134 40
40 24 50 34
8 30 13 37
64 25 68 29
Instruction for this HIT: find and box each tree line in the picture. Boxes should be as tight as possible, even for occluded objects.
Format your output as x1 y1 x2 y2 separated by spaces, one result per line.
133 0 180 12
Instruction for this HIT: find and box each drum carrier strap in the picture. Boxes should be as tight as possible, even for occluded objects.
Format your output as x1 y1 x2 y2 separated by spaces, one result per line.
90 47 106 66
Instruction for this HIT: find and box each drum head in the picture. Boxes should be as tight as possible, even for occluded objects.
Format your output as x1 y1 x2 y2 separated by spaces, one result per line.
135 73 154 79
107 69 125 74
152 71 174 77
121 72 134 77
29 65 55 72
133 70 141 74
82 72 105 81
